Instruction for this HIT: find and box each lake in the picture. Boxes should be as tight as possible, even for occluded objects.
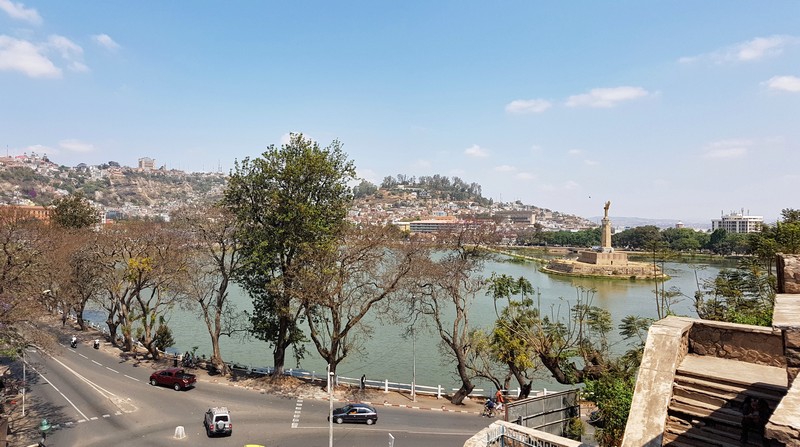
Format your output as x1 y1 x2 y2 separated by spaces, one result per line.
86 254 730 394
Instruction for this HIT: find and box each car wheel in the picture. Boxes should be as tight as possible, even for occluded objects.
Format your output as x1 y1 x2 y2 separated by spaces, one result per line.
336 417 344 424
366 418 374 425
173 383 182 391
150 379 157 386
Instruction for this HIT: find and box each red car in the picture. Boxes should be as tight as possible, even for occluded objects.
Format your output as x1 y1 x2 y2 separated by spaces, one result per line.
149 368 197 391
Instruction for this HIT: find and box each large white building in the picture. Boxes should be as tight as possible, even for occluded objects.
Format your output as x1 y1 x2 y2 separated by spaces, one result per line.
711 210 763 233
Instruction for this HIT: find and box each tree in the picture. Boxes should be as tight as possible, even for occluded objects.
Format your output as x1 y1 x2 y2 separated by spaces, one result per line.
694 258 774 326
295 225 424 374
413 225 497 405
173 205 244 376
222 133 356 376
352 180 378 198
483 274 538 397
50 192 100 229
0 208 53 349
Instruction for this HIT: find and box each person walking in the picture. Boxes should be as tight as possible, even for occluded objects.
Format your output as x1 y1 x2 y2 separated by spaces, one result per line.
360 374 366 391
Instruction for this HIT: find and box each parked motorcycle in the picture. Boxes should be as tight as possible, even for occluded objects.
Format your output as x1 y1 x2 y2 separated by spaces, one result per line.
93 339 100 349
70 336 77 349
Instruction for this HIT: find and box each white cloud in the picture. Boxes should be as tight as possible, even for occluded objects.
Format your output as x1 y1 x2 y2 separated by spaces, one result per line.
92 34 120 51
764 75 800 93
494 165 516 172
464 144 488 158
680 35 798 64
0 35 60 78
735 36 791 61
568 149 583 156
505 99 552 114
702 139 751 159
566 86 649 108
47 35 87 72
59 139 95 153
0 0 41 25
515 172 535 180
584 159 599 166
563 180 580 190
356 168 378 184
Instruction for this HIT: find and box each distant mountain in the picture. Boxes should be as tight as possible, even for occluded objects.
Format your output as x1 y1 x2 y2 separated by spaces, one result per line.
590 216 711 230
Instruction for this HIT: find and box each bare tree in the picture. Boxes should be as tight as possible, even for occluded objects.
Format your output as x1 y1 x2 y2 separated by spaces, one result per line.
174 205 244 376
94 222 188 359
296 225 424 375
0 208 54 348
413 225 497 405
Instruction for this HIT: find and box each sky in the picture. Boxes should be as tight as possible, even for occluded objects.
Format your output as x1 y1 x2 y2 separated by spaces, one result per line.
1 1 798 223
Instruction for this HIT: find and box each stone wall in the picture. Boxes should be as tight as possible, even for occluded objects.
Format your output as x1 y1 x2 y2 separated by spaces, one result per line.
545 259 661 278
688 320 785 367
576 251 629 266
777 254 800 294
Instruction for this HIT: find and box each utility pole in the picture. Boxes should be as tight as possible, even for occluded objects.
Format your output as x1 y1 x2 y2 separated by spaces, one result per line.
328 364 334 447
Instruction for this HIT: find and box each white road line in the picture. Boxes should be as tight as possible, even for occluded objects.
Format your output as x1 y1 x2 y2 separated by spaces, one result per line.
124 374 140 381
291 398 303 429
78 353 88 359
92 360 102 366
106 367 119 373
26 363 91 421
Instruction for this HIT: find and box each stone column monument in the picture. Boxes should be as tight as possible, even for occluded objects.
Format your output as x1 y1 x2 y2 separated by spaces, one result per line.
601 201 612 252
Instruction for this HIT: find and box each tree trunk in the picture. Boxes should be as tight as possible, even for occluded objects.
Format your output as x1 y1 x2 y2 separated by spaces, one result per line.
451 383 475 405
451 349 475 405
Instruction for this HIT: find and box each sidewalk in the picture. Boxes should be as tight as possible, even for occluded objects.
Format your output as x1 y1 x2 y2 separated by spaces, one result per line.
61 318 490 417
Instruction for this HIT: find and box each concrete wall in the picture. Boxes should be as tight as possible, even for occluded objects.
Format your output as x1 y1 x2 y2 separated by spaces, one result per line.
622 317 692 447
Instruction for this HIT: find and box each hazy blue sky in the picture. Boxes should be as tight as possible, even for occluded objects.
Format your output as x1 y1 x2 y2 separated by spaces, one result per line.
1 1 798 222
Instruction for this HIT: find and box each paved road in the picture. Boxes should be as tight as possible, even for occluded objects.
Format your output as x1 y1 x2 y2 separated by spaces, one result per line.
23 337 486 447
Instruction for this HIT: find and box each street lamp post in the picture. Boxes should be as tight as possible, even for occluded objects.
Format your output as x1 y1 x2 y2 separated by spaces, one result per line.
20 347 26 417
327 364 334 447
412 323 416 402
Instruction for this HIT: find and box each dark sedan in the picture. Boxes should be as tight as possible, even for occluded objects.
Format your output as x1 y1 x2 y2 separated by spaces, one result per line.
329 403 378 425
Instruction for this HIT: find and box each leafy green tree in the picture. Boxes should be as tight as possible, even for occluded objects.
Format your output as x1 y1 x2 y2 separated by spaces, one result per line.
352 179 378 198
153 316 175 351
584 359 636 447
613 225 660 250
485 274 538 397
50 192 100 229
222 133 356 376
694 258 774 326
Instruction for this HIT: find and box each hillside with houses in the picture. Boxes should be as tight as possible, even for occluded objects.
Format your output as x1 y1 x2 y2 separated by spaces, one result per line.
0 153 596 234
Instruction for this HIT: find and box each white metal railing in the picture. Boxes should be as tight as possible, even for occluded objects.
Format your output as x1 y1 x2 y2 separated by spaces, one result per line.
75 314 551 400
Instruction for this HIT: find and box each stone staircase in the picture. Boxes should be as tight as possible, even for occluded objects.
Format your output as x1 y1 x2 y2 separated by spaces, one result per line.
663 355 788 446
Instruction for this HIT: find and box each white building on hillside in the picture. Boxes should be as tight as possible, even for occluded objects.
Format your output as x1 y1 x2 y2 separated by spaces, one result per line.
711 209 763 233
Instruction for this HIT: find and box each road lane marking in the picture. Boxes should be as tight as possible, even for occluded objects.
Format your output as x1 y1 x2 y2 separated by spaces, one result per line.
92 360 102 366
26 363 91 421
291 398 303 428
124 374 139 381
106 367 119 373
78 353 88 359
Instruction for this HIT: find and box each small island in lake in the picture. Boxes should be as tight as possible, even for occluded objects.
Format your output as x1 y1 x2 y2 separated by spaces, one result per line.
543 201 666 280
